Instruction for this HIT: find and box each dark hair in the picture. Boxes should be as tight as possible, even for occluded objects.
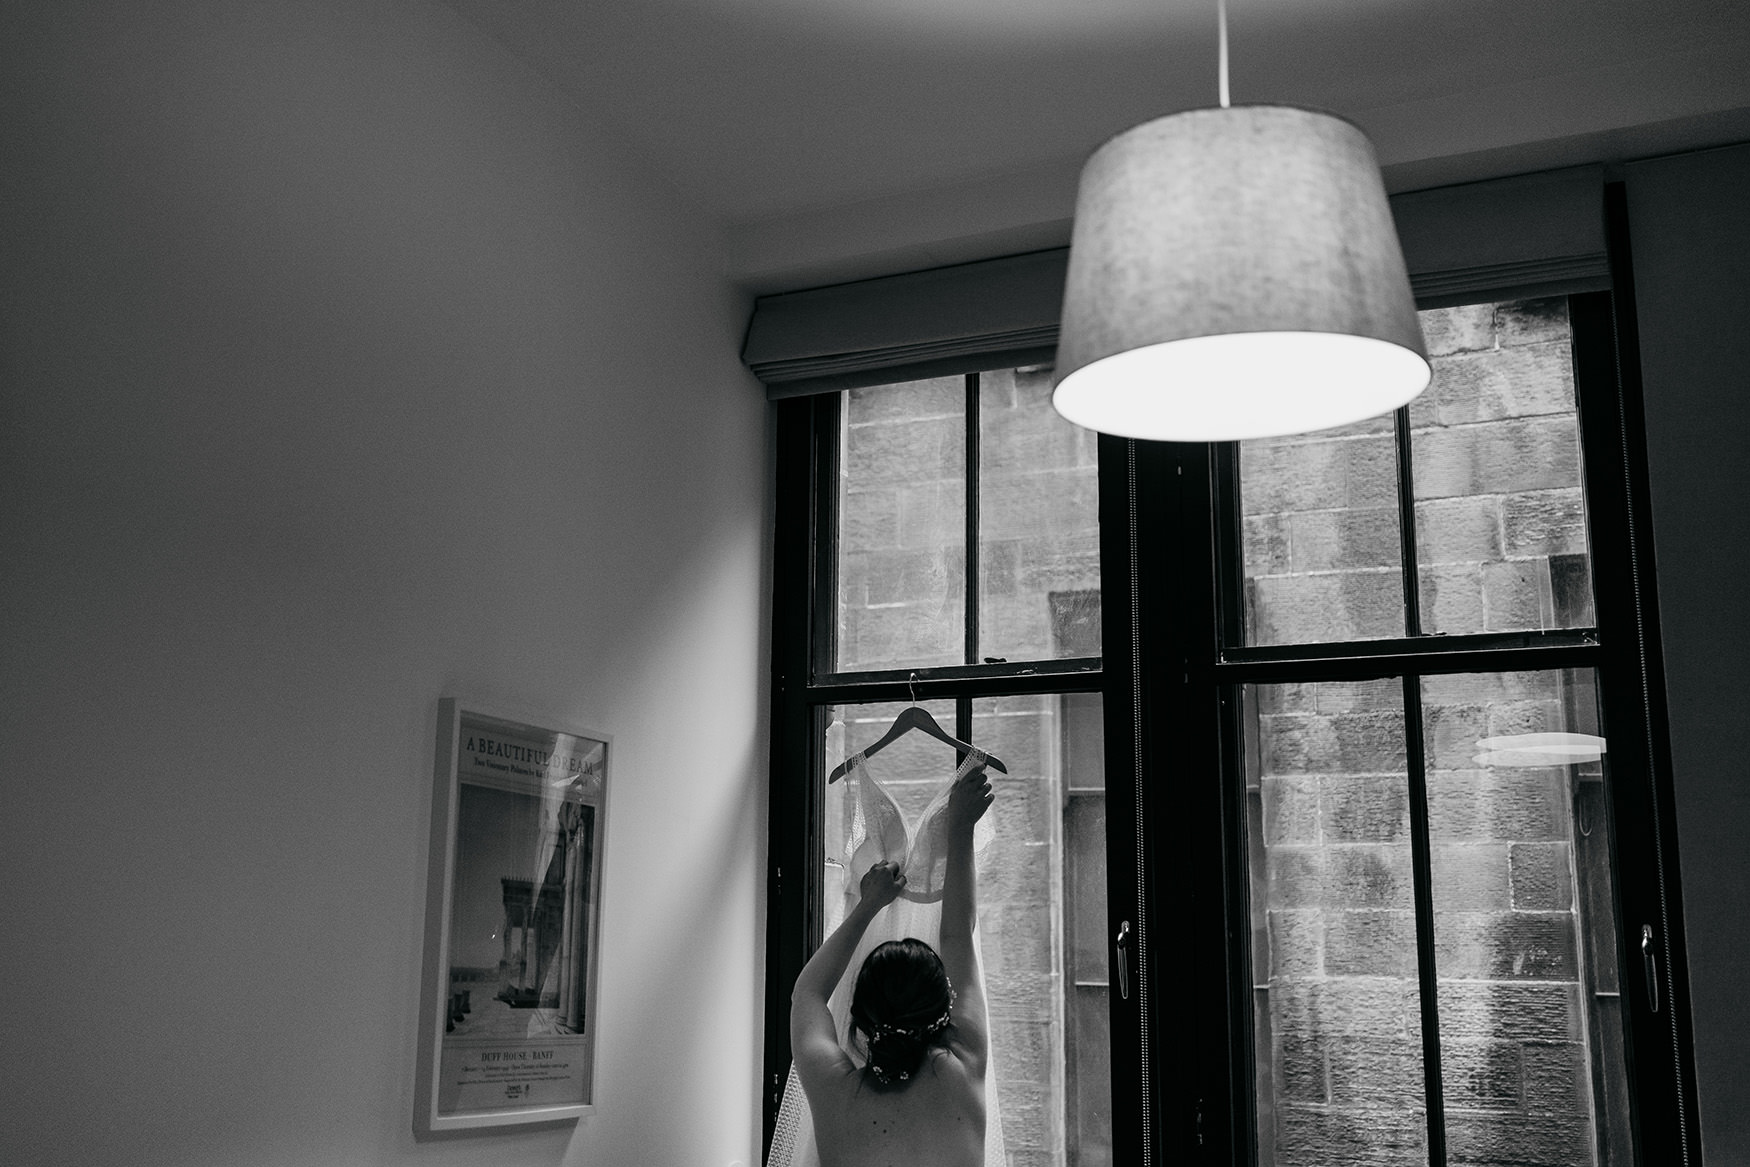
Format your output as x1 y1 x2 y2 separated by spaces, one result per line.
848 938 954 1088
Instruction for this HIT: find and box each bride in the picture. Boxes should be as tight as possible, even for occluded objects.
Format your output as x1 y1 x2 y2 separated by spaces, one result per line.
786 762 996 1167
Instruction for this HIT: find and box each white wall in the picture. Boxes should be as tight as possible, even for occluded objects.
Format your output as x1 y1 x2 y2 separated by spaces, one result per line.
0 4 768 1166
1626 144 1750 1166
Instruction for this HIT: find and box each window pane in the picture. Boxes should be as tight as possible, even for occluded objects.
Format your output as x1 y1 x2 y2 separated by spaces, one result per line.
1245 677 1430 1165
823 694 1109 1167
1420 668 1627 1165
836 378 966 672
978 366 1102 662
1411 298 1596 634
1240 419 1407 646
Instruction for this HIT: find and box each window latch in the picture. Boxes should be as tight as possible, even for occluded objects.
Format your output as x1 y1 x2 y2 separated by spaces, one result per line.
1115 920 1131 1001
1642 924 1661 1013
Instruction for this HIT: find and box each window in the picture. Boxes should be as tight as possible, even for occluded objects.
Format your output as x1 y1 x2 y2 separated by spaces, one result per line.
767 368 1124 1167
765 280 1698 1165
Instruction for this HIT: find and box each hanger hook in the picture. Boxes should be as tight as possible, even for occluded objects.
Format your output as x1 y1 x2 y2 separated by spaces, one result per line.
909 671 919 706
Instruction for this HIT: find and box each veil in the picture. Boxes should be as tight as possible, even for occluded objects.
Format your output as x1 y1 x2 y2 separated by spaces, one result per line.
766 749 1007 1167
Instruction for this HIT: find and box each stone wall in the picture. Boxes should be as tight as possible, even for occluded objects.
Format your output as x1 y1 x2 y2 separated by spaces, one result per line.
833 368 1102 1167
831 306 1611 1167
1247 301 1611 1167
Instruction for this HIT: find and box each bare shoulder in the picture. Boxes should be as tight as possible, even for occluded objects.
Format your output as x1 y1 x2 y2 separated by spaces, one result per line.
808 1050 986 1167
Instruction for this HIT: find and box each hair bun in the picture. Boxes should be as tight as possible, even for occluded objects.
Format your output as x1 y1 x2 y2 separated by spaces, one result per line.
849 938 956 1089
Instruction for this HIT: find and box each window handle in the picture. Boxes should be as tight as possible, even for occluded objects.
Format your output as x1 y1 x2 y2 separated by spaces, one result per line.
1115 920 1131 1001
1641 924 1661 1014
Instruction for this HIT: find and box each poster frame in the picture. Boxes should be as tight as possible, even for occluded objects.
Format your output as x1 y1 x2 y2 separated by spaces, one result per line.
414 697 609 1135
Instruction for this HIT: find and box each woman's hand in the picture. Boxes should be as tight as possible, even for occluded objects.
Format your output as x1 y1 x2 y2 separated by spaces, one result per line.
947 765 995 832
859 859 907 909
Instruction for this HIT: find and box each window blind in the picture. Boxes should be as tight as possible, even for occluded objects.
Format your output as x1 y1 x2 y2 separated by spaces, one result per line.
744 165 1608 398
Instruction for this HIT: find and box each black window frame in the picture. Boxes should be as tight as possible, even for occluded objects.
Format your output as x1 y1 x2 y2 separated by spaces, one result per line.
762 184 1700 1167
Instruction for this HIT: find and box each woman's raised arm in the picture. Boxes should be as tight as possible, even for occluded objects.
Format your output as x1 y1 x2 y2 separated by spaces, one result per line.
789 861 907 1084
938 764 994 1075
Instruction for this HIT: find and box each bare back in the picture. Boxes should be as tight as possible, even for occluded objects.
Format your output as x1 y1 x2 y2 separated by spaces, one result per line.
801 1041 985 1167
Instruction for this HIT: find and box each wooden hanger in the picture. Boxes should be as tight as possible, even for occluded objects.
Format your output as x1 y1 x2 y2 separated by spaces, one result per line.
827 674 1008 784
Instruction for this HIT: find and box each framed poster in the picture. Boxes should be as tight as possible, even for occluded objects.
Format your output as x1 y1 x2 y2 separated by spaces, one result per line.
415 699 608 1133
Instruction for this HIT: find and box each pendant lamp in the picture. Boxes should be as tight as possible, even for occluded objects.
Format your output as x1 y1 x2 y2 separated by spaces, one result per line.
1052 3 1429 441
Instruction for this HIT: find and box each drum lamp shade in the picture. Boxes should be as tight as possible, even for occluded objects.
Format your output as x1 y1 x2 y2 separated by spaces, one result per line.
1053 105 1430 441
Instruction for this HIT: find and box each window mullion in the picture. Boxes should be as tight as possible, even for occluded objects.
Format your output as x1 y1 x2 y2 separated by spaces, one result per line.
1395 406 1425 638
1402 673 1449 1167
965 372 980 667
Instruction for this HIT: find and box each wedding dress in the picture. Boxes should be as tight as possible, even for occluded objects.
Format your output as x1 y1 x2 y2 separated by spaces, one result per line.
765 748 1007 1167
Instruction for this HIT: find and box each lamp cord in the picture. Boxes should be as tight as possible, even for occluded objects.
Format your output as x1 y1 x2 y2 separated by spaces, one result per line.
1217 0 1230 108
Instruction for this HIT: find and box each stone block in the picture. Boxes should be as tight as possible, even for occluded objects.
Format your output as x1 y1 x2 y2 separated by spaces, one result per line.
1268 909 1327 979
988 1018 1054 1078
1277 1033 1329 1102
1275 1101 1427 1164
1422 670 1562 708
1241 433 1398 515
1345 433 1404 509
1549 553 1595 626
1266 847 1326 909
845 412 964 487
1253 682 1314 716
841 486 902 552
1436 980 1585 1043
1418 562 1486 635
1510 843 1575 911
1431 843 1512 912
1483 558 1551 631
1415 494 1504 565
981 394 1089 475
1521 1041 1592 1113
1421 302 1497 357
985 783 1054 849
847 375 963 423
971 711 1054 778
1420 342 1578 426
1241 437 1348 516
980 538 1021 598
1444 1111 1593 1167
1441 1039 1524 1108
1250 568 1406 645
979 837 1055 905
1322 775 1410 842
1502 488 1588 558
1264 776 1321 844
978 592 1054 663
1411 417 1582 500
837 601 961 671
1244 512 1292 575
1425 771 1569 842
993 1092 1054 1161
1422 702 1491 769
1326 1036 1428 1106
1273 976 1421 1038
1259 709 1406 776
979 466 1099 542
1481 698 1567 742
898 481 966 549
1496 297 1571 348
1016 534 1101 595
1311 677 1403 715
1325 908 1419 975
985 968 1058 1014
1330 850 1414 909
859 546 965 608
1290 505 1403 572
1434 911 1579 980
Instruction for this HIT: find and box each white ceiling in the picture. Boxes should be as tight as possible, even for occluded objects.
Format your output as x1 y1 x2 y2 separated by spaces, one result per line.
445 0 1750 291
